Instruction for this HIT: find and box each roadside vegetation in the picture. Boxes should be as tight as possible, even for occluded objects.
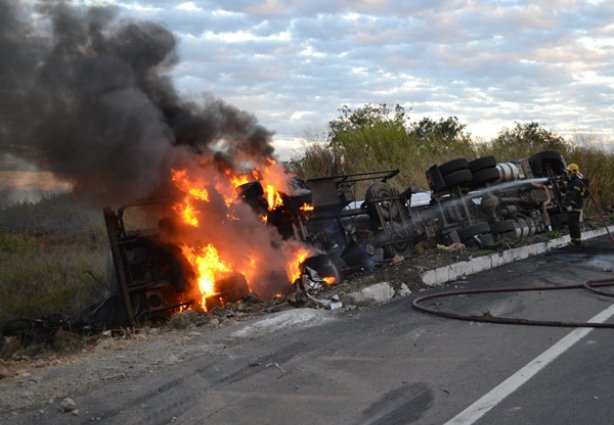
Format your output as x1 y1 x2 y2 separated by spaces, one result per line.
0 194 108 327
288 104 614 211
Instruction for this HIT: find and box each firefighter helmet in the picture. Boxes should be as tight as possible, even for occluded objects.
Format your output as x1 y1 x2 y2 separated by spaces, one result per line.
567 163 580 175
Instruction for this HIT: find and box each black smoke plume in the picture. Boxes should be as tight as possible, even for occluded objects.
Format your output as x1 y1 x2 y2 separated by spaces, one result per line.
0 0 274 205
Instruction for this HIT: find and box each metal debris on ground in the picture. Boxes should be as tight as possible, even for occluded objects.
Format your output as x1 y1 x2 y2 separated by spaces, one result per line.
300 267 328 293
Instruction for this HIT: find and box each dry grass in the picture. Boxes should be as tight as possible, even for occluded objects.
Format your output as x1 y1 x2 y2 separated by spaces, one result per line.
0 196 109 325
0 231 108 325
566 146 614 210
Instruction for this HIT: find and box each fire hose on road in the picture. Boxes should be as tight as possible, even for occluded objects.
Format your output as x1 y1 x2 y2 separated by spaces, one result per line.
414 198 614 328
412 277 614 328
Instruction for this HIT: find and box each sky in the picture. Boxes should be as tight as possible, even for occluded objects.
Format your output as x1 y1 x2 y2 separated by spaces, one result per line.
78 0 614 158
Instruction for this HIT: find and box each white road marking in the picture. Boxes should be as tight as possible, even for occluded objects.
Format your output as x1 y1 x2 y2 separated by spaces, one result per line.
444 303 614 425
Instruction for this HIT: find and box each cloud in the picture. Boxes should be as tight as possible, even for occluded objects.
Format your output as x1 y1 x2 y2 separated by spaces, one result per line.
79 0 614 147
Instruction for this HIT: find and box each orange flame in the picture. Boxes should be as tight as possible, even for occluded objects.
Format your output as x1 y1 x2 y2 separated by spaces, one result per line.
174 200 199 227
259 159 291 211
181 243 230 310
172 168 210 227
300 203 314 213
264 184 284 210
169 161 312 309
323 276 337 285
242 257 258 292
172 169 209 201
230 174 250 188
287 247 312 283
217 172 252 207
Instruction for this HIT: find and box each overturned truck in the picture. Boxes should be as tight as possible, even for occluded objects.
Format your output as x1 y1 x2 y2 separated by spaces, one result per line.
94 150 576 328
303 150 573 260
1 150 576 339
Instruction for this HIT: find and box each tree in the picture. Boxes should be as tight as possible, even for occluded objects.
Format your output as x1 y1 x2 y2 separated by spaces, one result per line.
328 104 407 144
322 106 475 187
409 116 472 153
490 122 568 158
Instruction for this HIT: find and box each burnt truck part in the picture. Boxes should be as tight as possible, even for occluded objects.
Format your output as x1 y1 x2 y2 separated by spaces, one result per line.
102 181 315 328
479 151 569 239
1 314 69 346
237 178 312 241
94 150 573 328
304 169 414 269
234 171 408 274
104 199 194 327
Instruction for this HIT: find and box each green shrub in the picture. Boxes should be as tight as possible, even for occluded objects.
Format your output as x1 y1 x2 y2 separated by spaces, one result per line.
566 146 614 210
287 141 345 179
476 122 570 161
290 106 477 192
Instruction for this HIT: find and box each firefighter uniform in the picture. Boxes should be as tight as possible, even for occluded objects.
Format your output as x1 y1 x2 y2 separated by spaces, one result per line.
564 163 585 246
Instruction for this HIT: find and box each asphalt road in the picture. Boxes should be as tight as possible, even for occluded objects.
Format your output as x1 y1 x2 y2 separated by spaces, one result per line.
8 236 614 425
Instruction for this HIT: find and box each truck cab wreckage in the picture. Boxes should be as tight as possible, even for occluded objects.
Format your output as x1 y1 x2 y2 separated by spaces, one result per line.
0 150 579 340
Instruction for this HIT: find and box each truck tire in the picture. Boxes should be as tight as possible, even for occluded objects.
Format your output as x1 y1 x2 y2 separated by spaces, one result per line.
457 221 490 242
378 222 410 258
468 156 497 172
303 254 339 280
524 216 537 236
426 165 447 193
490 219 520 235
472 168 500 186
529 151 565 177
443 169 473 188
515 216 532 238
365 182 399 221
439 158 469 176
536 151 563 162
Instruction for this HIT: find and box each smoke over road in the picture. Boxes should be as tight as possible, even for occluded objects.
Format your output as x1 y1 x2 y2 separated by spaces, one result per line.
0 0 275 205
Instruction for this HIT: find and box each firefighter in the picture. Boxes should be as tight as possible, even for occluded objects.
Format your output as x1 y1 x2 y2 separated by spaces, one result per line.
565 163 585 246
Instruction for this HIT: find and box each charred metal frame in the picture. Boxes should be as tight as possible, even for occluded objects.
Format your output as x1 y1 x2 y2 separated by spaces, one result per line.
104 197 192 327
103 207 135 325
306 169 416 259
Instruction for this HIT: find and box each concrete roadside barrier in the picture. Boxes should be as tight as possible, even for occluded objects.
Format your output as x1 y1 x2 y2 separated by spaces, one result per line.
421 226 614 286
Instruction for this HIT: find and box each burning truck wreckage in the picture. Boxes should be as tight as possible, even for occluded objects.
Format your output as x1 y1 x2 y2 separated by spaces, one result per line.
99 149 574 326
2 148 579 344
0 0 582 345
